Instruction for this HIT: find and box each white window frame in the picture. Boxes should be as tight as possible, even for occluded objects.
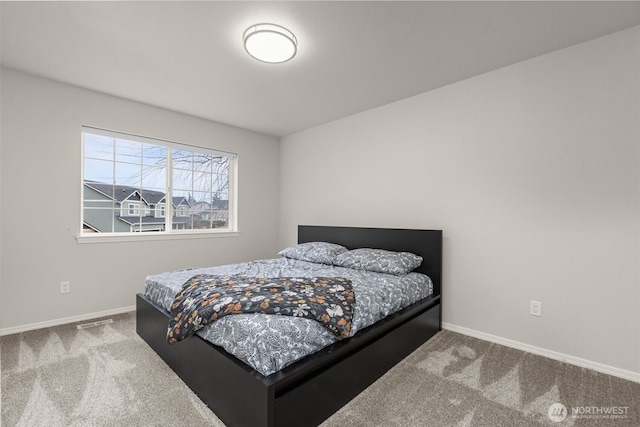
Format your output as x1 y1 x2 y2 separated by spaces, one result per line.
78 126 238 243
127 202 140 216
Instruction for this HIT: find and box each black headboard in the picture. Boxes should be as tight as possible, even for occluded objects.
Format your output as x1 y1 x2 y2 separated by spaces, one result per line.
298 225 442 297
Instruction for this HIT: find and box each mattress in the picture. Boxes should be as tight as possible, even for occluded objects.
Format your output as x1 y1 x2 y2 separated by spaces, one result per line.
144 257 433 376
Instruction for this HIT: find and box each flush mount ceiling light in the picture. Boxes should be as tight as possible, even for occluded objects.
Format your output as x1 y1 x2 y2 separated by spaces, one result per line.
243 23 297 64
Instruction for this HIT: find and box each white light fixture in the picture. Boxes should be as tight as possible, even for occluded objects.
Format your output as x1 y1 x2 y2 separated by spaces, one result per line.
243 23 297 64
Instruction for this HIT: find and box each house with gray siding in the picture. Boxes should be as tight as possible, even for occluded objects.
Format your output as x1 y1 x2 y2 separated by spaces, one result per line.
83 181 192 232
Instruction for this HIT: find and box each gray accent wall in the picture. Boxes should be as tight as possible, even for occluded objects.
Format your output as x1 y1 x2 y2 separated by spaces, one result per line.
279 27 640 376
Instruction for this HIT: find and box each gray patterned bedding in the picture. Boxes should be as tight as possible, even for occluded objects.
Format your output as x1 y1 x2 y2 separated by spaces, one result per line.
144 257 433 376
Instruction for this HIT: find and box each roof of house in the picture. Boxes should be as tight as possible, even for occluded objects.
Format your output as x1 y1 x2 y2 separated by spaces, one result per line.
192 200 229 210
85 181 190 207
173 196 189 207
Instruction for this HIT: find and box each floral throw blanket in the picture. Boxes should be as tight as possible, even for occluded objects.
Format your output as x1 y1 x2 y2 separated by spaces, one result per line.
167 275 356 344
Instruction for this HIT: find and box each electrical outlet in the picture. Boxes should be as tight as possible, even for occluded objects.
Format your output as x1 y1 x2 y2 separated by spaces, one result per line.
61 281 70 294
530 300 541 317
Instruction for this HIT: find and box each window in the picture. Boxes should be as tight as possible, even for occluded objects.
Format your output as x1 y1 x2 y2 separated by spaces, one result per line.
82 127 236 235
128 203 139 216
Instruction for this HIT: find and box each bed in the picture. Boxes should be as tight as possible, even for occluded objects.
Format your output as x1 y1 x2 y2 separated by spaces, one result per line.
136 225 442 427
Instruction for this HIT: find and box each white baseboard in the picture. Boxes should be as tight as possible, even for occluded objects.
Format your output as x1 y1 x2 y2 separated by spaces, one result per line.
442 322 640 384
0 305 136 336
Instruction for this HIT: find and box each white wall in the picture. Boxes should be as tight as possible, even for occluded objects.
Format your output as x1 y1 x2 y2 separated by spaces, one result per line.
279 27 640 375
0 68 280 331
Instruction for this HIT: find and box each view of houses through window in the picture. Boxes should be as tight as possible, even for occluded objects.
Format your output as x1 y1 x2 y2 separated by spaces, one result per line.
82 127 235 234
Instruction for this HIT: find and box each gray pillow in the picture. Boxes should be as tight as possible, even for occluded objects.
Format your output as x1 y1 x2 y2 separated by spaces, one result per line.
278 241 347 265
334 248 423 275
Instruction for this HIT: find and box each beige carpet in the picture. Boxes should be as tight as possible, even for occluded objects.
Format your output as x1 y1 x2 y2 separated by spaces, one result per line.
2 312 638 426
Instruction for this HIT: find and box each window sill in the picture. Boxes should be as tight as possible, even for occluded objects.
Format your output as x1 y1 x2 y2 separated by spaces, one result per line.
76 230 240 244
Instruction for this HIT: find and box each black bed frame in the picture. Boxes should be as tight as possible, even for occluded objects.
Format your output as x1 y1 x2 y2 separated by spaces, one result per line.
136 225 442 427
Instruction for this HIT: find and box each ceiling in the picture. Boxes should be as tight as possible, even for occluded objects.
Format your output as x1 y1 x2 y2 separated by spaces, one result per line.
2 1 639 137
